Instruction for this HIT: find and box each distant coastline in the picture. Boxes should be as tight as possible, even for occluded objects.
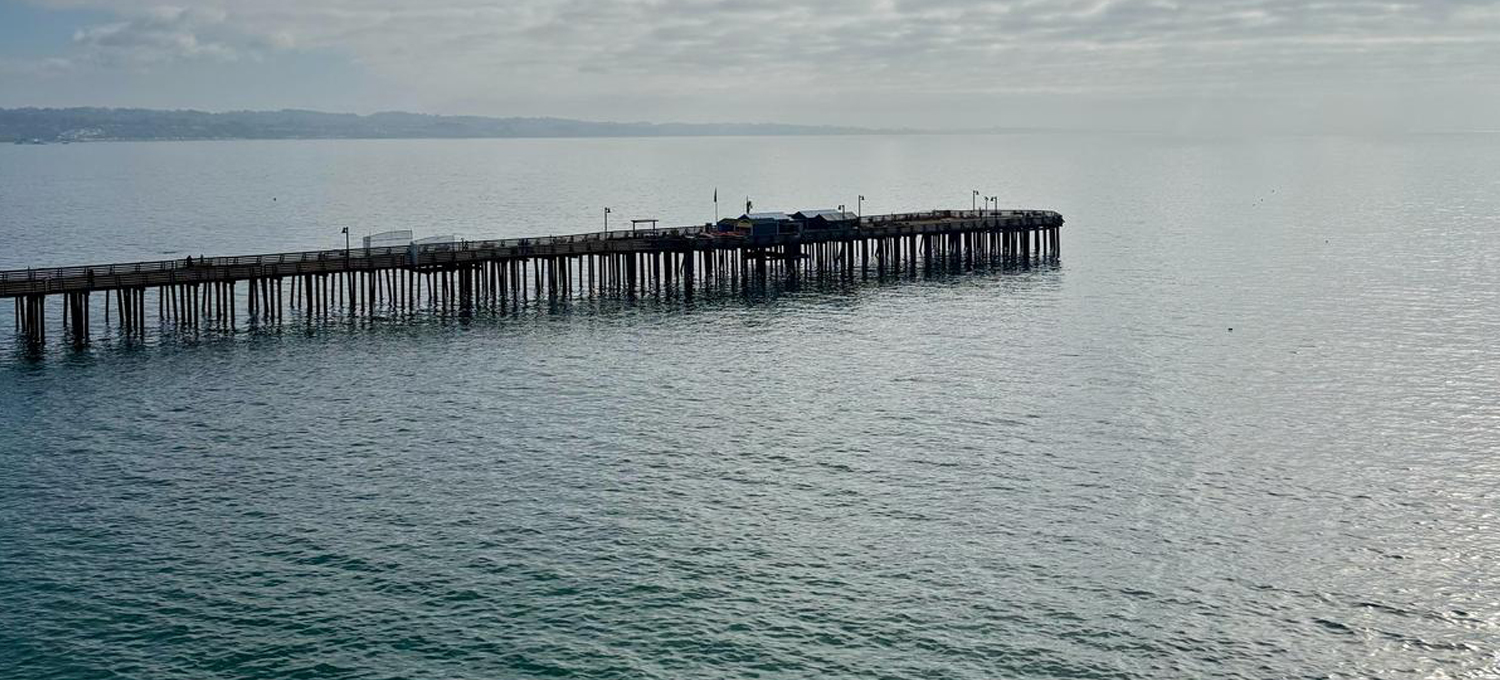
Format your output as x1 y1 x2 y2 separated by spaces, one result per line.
0 107 913 143
0 107 1078 144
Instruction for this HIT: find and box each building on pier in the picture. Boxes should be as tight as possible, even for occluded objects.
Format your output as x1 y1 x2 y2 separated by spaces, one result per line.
363 230 413 249
792 209 859 230
740 212 793 237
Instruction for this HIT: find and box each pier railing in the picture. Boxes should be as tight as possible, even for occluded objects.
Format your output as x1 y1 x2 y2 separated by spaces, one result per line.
0 223 710 284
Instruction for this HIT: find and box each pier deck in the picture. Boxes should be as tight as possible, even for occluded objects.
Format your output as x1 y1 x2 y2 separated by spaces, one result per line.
4 208 1063 345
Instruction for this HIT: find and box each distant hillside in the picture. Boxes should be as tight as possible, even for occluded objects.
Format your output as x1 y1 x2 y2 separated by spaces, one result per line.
0 108 879 143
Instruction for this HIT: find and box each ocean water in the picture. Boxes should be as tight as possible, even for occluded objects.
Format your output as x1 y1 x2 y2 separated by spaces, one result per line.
1 133 1498 679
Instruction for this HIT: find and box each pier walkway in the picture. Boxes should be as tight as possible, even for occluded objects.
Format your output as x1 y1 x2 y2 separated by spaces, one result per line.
4 209 1063 345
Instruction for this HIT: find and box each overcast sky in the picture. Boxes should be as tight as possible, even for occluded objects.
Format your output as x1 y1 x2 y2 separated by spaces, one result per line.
1 0 1497 132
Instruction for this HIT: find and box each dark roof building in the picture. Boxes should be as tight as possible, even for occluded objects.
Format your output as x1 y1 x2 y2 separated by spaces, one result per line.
796 209 859 229
791 209 843 221
742 212 792 223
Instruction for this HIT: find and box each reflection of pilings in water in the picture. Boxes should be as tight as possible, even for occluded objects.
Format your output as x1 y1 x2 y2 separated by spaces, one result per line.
1 210 1063 348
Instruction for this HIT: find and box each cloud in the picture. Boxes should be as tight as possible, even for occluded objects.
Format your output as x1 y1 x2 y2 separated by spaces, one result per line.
69 6 243 68
34 1 1500 70
0 56 75 78
10 0 1500 129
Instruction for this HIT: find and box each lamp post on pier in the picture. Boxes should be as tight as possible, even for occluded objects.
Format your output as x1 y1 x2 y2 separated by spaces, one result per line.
604 207 611 233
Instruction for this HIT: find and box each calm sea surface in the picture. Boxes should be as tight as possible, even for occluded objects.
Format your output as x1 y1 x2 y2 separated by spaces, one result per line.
1 134 1498 679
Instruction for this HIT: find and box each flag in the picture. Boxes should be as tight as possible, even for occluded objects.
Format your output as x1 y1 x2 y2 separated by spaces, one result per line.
341 227 348 234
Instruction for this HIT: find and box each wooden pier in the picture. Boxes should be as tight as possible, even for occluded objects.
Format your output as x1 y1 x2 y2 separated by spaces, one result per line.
2 209 1063 347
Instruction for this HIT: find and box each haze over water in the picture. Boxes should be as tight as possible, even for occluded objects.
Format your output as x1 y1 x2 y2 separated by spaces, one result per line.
2 133 1499 678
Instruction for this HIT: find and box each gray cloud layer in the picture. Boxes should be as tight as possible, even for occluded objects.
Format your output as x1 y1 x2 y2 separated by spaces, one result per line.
12 0 1500 131
70 7 241 66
